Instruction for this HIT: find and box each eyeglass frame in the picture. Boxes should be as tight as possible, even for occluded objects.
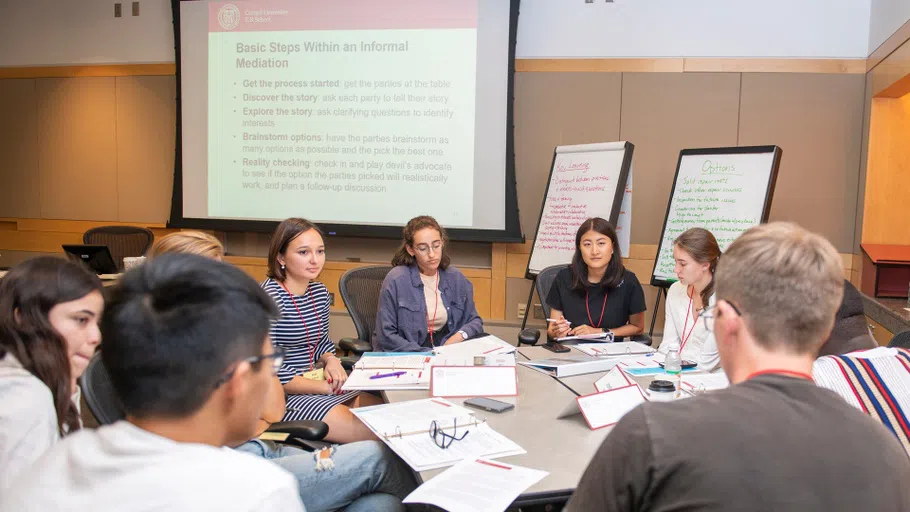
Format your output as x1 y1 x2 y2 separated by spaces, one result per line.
428 418 469 449
214 346 285 388
412 241 444 256
697 300 742 332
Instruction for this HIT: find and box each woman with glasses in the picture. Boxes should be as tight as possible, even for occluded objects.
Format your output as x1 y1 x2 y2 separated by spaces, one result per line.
150 231 418 511
0 257 103 489
547 218 647 341
375 215 483 352
656 227 722 372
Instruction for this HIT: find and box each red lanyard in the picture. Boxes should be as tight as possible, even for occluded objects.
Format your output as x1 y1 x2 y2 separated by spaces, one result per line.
280 281 321 371
426 272 440 345
745 369 814 382
585 290 608 328
679 287 699 354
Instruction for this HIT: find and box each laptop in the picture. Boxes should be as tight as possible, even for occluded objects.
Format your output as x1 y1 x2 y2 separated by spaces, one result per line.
62 245 119 275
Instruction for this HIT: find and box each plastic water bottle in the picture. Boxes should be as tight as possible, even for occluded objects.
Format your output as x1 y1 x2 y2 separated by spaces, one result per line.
665 342 682 376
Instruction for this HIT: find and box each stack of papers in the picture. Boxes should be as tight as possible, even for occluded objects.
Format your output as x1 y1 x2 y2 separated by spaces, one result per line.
353 398 525 472
342 369 430 391
344 345 518 391
433 335 517 358
519 355 627 377
404 458 548 512
572 342 655 358
555 331 615 343
355 353 433 370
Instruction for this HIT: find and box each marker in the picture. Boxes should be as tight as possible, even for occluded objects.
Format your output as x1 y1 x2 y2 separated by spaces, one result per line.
369 371 407 380
546 318 571 324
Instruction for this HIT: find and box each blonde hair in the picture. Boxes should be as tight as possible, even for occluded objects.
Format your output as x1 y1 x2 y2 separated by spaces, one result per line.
147 231 224 260
714 222 844 354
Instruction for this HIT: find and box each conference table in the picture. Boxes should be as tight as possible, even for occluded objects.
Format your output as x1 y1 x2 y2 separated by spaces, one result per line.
380 341 669 505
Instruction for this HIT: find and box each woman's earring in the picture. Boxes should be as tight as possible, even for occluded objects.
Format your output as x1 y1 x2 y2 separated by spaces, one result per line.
281 264 286 270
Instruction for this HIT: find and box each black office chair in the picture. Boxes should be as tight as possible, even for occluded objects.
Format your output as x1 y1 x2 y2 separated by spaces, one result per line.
889 330 910 350
79 353 329 447
83 226 154 272
518 264 565 346
337 266 393 368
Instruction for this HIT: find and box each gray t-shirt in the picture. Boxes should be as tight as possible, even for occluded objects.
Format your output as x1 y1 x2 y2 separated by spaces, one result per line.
567 374 910 511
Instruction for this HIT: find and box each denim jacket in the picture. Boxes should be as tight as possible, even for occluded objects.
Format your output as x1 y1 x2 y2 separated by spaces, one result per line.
373 264 483 352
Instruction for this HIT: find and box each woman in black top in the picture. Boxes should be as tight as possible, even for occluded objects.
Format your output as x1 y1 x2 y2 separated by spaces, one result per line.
546 217 646 340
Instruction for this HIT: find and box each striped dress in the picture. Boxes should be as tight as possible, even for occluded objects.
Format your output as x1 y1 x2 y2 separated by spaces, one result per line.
261 278 360 421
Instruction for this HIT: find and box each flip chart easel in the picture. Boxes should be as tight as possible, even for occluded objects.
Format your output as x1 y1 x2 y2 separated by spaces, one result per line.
521 142 634 329
647 145 782 335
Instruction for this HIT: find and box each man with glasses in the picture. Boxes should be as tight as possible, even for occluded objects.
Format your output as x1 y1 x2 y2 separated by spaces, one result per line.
1 254 416 511
567 222 910 511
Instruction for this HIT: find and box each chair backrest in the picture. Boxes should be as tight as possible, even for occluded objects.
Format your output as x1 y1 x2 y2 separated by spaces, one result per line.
83 226 154 272
79 353 125 425
890 330 910 350
535 265 567 319
338 265 393 347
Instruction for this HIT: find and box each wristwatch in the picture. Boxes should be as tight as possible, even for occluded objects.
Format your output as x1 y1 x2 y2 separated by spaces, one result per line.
458 330 468 340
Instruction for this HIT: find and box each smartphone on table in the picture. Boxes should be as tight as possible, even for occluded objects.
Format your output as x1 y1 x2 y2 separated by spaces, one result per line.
658 360 698 369
463 397 515 413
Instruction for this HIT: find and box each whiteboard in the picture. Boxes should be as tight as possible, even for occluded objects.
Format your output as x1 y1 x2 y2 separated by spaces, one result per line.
651 146 782 286
526 142 633 277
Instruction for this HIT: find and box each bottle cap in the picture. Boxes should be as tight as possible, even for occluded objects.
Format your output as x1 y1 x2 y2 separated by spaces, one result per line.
667 342 680 351
649 380 676 392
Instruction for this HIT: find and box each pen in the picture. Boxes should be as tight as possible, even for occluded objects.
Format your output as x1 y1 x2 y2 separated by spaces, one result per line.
546 318 571 324
370 371 407 380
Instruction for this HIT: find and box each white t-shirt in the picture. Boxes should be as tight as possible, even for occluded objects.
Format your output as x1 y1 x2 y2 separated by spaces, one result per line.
657 282 721 372
0 421 305 512
0 352 59 491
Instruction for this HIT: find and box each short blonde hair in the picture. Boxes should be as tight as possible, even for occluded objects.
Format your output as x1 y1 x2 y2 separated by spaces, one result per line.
147 231 224 260
714 222 844 354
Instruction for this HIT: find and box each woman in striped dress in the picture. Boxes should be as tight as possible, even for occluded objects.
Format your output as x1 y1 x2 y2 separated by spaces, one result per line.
262 218 382 443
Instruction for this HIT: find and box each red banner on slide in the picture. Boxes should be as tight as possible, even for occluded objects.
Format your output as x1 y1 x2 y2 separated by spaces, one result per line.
209 1 478 32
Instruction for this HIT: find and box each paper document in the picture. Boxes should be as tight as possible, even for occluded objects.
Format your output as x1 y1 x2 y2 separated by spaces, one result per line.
576 385 647 429
352 398 481 440
555 331 614 342
594 366 635 392
431 366 518 398
342 369 430 391
433 335 516 358
353 399 525 471
573 342 655 357
404 458 548 512
433 354 517 367
679 373 730 394
356 354 433 370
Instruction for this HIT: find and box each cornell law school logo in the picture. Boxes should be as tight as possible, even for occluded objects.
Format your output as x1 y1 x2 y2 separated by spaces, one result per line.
218 4 241 30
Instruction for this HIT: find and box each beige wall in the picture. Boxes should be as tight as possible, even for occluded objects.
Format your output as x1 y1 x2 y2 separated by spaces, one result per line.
0 65 869 331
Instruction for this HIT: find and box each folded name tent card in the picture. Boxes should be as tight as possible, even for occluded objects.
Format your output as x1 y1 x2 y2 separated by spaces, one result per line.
430 366 518 398
594 366 635 392
575 385 648 430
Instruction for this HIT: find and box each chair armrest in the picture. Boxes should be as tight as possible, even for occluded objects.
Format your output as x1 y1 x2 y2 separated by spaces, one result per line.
339 337 372 354
518 328 541 346
266 420 329 441
625 333 653 345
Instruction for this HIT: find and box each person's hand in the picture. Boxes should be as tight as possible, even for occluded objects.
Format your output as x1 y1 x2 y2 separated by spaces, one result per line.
444 332 466 345
323 356 346 395
570 325 604 336
549 319 571 338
